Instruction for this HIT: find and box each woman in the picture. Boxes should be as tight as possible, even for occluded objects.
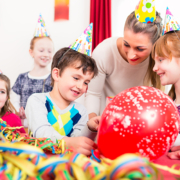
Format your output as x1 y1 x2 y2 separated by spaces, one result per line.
85 8 163 118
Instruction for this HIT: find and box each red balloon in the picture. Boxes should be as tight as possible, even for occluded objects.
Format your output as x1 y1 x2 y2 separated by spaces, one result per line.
97 86 180 161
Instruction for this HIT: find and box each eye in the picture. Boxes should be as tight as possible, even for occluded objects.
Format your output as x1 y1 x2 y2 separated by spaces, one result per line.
73 77 78 80
137 47 144 52
84 82 88 85
0 90 5 94
40 50 44 52
124 43 129 47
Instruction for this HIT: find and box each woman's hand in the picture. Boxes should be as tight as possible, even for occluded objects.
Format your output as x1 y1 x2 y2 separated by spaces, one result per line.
87 116 101 132
19 107 26 120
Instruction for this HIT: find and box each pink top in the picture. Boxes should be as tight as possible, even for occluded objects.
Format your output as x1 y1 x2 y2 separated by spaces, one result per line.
1 112 26 133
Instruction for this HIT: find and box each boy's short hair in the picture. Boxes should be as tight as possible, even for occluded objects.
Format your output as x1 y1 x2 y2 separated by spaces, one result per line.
51 47 98 86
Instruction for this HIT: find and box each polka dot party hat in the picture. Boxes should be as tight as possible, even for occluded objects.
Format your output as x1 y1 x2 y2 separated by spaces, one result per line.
34 14 50 37
162 7 180 35
135 0 156 23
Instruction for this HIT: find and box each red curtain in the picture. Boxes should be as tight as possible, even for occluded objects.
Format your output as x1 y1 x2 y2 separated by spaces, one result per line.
90 0 112 51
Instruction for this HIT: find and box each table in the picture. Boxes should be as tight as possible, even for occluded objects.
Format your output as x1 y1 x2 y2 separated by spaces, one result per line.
154 154 180 180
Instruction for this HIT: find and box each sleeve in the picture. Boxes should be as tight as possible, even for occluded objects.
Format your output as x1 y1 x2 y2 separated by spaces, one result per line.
12 75 22 95
10 90 20 112
25 94 65 143
84 48 107 116
70 104 97 141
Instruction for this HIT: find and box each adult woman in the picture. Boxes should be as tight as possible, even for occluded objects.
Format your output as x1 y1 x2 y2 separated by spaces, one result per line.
85 7 164 118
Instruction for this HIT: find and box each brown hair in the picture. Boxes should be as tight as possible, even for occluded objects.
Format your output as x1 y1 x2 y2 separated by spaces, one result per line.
0 74 18 117
51 47 98 86
151 31 180 100
30 36 52 50
124 11 164 91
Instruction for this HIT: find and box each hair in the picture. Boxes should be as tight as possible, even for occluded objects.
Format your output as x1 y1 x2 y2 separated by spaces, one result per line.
0 74 18 117
124 11 164 91
30 36 52 50
51 47 98 86
151 31 180 100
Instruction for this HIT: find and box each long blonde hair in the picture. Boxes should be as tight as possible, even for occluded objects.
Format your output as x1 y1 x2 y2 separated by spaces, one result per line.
124 11 164 91
151 31 180 100
0 74 18 117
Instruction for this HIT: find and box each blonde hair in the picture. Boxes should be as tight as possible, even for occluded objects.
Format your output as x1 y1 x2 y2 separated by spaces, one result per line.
124 11 164 91
152 31 180 100
0 74 18 117
30 36 52 50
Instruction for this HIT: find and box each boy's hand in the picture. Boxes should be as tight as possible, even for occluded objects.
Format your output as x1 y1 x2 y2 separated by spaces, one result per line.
19 107 26 120
63 136 95 156
87 116 101 132
167 146 180 159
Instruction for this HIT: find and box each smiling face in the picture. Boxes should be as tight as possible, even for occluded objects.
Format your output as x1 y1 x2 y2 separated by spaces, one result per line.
53 64 94 104
153 54 180 86
123 29 153 65
29 37 54 67
0 80 8 112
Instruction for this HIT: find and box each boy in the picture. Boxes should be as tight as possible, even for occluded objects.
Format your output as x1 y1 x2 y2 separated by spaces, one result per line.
26 47 100 156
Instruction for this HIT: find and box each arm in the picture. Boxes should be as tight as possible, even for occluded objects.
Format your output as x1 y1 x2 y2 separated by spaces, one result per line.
25 94 64 143
85 53 106 116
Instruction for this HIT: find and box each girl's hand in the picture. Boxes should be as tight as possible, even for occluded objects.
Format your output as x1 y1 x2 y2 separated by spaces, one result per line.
19 107 26 120
167 146 180 159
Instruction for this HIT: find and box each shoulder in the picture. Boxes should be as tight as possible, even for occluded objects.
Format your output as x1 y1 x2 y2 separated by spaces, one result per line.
27 93 47 105
92 37 119 68
17 72 29 78
2 112 20 120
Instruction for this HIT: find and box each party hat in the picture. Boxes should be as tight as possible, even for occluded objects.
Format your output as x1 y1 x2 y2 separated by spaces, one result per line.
0 70 2 74
69 23 93 56
162 7 180 35
135 0 156 23
34 14 50 37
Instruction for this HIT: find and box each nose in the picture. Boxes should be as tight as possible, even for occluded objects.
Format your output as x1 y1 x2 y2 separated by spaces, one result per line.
153 62 158 72
76 81 83 90
127 49 136 59
43 51 49 57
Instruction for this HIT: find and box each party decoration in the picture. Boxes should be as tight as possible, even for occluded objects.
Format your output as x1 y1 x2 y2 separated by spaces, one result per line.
0 70 2 74
97 86 180 160
54 0 69 21
34 14 50 37
162 7 180 35
135 0 156 23
106 96 114 106
69 23 93 56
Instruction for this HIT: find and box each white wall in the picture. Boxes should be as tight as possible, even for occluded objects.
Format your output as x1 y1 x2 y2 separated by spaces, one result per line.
111 0 179 37
0 0 90 86
0 0 179 102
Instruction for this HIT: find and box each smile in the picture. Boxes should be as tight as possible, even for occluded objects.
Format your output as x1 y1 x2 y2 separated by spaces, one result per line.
130 58 140 62
71 89 80 96
158 73 165 79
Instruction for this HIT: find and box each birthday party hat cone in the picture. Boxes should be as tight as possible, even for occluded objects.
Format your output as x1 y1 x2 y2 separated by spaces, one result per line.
69 23 93 56
162 7 180 35
135 0 156 23
34 14 50 37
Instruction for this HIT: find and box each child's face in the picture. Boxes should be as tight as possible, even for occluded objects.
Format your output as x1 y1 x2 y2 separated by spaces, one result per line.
56 65 94 103
29 38 54 68
0 80 8 111
153 54 180 86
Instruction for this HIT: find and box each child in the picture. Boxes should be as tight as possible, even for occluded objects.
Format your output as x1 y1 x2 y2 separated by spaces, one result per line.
26 47 99 156
0 73 25 133
152 7 180 159
11 14 53 127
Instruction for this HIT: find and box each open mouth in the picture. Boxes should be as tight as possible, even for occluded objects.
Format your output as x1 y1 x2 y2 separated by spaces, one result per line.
158 73 165 79
71 89 80 96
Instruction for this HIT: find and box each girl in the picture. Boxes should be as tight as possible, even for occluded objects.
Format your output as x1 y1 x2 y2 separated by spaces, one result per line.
0 73 25 133
152 31 180 159
11 15 54 127
85 10 164 119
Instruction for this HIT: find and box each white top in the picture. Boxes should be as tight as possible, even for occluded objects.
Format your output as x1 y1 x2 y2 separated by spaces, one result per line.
25 93 97 143
85 37 149 115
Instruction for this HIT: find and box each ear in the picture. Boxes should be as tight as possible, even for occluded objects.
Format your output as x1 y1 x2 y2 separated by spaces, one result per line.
29 49 33 58
52 68 60 82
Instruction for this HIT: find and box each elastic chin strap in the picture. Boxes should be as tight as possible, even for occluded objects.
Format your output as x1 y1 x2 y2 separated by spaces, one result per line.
57 48 71 67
